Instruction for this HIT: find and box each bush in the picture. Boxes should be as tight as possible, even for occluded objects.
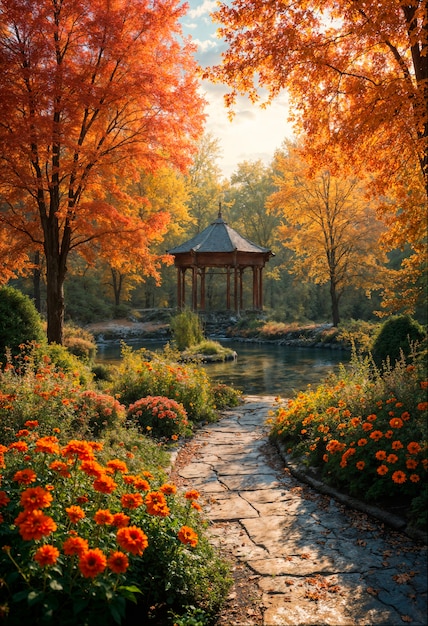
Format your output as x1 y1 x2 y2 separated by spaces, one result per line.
211 383 243 409
63 325 97 364
372 315 426 366
127 396 191 441
72 390 126 438
170 310 204 351
0 287 45 362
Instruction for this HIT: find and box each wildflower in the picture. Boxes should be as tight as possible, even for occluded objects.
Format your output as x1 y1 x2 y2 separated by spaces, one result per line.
9 442 29 453
13 469 36 485
107 551 129 574
112 512 130 528
142 471 154 479
409 474 420 483
133 477 150 491
79 460 104 478
160 483 177 495
16 510 57 540
417 402 428 411
121 493 143 509
362 423 373 432
0 491 10 507
366 414 377 422
389 418 404 429
323 454 329 463
406 458 418 470
20 487 52 510
24 420 39 429
377 465 389 476
191 501 202 511
401 412 411 421
66 505 85 523
93 475 117 494
34 545 59 567
35 437 59 455
63 535 88 556
375 450 387 461
407 442 421 455
350 417 361 427
94 509 114 525
78 548 107 578
116 526 148 555
392 471 406 484
177 525 198 547
106 459 128 474
62 440 94 461
357 439 367 446
391 441 403 450
145 491 170 517
386 454 398 464
356 461 365 470
369 431 383 441
49 460 71 478
16 429 30 438
384 430 393 439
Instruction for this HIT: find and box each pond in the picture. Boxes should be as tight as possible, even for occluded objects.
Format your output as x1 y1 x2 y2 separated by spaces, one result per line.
96 338 350 397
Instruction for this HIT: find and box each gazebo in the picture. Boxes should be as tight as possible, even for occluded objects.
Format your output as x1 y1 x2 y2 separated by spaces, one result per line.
168 210 273 313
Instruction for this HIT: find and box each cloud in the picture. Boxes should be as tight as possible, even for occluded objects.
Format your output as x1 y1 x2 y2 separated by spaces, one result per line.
188 0 217 19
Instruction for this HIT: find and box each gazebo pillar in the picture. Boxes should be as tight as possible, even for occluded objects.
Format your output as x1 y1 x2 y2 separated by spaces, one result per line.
200 267 206 310
226 267 231 310
191 266 198 310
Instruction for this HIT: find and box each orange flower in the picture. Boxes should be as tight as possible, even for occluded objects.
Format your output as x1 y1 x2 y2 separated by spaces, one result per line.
389 418 403 429
160 483 177 495
78 548 107 578
391 441 403 450
417 402 428 411
350 417 361 427
106 459 128 474
392 471 406 484
366 414 377 422
79 460 105 478
107 551 129 574
24 420 39 429
356 461 365 470
401 412 411 421
16 510 57 540
191 501 202 511
406 458 418 470
112 512 130 528
16 429 30 438
116 526 148 555
13 469 36 485
93 475 117 494
145 491 170 517
407 442 421 455
63 535 88 556
386 454 398 464
185 489 200 501
177 525 198 547
375 450 387 461
76 495 89 504
66 505 85 523
0 491 10 507
377 465 389 476
34 544 59 567
20 487 53 510
62 440 94 461
362 422 373 432
323 454 329 463
357 439 367 447
384 430 393 439
409 474 420 483
133 477 150 491
121 493 143 509
94 509 114 525
49 460 71 478
369 431 383 441
35 437 59 455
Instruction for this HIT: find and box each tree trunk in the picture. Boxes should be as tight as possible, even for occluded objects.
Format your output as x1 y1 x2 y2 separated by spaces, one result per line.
330 279 340 327
33 251 42 313
45 256 65 344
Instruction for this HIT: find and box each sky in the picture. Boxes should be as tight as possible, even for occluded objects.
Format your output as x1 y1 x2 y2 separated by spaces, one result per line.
181 0 294 179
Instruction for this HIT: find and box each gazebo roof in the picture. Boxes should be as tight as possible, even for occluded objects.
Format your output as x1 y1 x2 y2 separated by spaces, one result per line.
168 212 271 255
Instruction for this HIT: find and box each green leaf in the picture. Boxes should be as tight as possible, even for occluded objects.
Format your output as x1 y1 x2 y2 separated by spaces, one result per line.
12 589 30 603
28 590 44 606
49 579 63 591
73 598 89 616
117 585 142 604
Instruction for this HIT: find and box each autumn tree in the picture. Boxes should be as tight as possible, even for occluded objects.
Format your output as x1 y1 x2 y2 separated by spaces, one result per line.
0 0 205 344
268 143 386 326
207 0 427 311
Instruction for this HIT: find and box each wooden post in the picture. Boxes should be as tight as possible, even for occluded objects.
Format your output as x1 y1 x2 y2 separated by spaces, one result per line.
191 266 197 310
226 267 231 310
200 267 206 310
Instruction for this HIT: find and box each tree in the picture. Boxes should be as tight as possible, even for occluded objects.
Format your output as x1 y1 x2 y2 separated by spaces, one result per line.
268 143 386 326
0 0 205 344
207 0 427 305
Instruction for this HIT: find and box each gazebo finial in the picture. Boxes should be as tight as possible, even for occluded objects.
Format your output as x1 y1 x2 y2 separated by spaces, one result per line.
218 201 222 219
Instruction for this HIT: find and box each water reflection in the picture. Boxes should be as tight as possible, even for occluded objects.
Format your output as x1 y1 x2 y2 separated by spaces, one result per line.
96 339 349 397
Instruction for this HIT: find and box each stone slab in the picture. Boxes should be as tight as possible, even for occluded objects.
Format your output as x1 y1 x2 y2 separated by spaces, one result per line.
205 494 259 521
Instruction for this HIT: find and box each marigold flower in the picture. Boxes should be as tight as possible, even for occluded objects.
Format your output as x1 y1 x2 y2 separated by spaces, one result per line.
366 414 377 422
49 460 71 478
145 491 170 517
116 525 148 555
185 489 201 501
62 440 94 461
76 495 89 504
79 460 105 478
93 475 117 494
121 493 143 509
112 512 130 528
362 423 373 432
323 454 329 463
142 471 154 479
34 544 59 567
406 458 418 470
420 381 428 388
9 441 29 453
377 465 389 476
94 509 114 525
177 525 198 547
400 411 410 421
107 551 129 574
13 469 36 485
66 505 85 523
20 487 53 510
63 535 88 556
356 461 365 470
350 418 361 427
160 483 177 495
191 501 202 511
386 454 398 464
0 491 10 507
16 429 30 438
384 430 393 439
133 477 150 492
375 450 387 461
409 474 420 483
78 548 107 578
389 418 403 429
357 439 367 447
35 437 59 455
24 420 39 429
407 442 421 455
369 430 383 441
106 459 128 474
392 470 406 484
16 510 57 540
391 441 403 450
417 402 428 411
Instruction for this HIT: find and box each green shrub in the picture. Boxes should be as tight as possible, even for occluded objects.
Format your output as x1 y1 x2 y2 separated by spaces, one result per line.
371 315 426 366
0 286 45 362
63 324 97 364
127 395 191 441
170 310 204 351
72 389 126 437
35 342 93 386
212 383 243 409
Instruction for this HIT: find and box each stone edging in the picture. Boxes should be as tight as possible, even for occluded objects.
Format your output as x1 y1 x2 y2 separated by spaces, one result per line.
274 440 427 545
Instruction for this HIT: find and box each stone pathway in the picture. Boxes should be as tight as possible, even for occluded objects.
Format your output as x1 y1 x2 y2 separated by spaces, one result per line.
174 396 428 626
